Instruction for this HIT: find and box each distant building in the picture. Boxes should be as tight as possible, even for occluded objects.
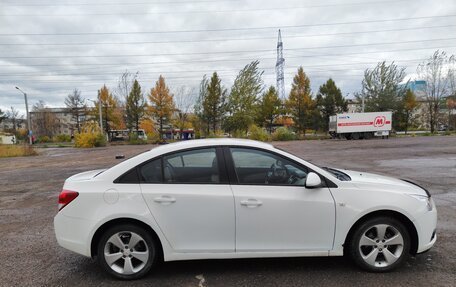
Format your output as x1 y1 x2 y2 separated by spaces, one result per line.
0 118 25 132
30 108 81 137
346 99 361 113
401 80 427 98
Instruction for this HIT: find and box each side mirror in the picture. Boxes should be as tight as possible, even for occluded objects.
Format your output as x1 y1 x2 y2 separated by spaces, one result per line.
305 172 322 188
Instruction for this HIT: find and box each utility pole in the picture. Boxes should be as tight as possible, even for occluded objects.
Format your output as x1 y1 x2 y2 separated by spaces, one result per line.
15 86 32 145
361 94 365 112
87 97 103 133
98 93 103 134
276 29 285 101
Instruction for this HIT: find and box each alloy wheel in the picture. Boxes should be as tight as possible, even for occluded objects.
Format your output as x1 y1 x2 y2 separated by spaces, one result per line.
358 224 404 268
103 231 149 275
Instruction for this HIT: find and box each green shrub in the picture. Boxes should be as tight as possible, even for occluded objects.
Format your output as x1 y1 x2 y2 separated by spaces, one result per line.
146 131 160 143
272 127 296 141
37 135 51 143
248 124 270 141
206 130 224 138
129 133 147 145
74 122 106 148
53 134 71 142
230 130 246 139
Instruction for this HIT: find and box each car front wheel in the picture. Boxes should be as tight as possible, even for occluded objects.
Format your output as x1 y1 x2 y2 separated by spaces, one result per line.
97 224 157 280
348 217 410 272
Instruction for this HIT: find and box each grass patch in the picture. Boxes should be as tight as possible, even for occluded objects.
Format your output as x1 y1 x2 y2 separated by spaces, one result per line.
0 145 37 158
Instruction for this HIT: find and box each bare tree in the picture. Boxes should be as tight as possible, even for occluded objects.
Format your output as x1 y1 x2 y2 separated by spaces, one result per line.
173 86 196 139
64 89 86 133
32 100 58 137
116 70 139 103
417 50 456 132
0 109 6 124
6 106 22 135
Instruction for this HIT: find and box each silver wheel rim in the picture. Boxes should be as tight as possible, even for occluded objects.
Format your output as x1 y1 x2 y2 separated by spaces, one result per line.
104 231 149 275
358 224 404 268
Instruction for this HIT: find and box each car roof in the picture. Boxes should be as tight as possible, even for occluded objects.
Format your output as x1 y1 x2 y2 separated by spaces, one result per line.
151 138 273 154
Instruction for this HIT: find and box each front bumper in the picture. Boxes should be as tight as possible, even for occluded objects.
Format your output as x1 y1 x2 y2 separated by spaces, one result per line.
414 199 437 254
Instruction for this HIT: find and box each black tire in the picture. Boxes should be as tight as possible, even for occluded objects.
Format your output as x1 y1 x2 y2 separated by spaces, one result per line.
347 217 410 272
97 224 157 280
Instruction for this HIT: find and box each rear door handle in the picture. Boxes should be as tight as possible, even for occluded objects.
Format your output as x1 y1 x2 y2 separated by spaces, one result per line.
153 196 176 204
240 199 262 208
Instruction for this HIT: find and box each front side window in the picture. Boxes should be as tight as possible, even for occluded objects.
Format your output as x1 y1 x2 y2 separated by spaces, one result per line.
230 148 308 186
163 148 220 183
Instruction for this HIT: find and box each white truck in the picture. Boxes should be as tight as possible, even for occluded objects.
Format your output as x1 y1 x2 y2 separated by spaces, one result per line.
329 111 392 140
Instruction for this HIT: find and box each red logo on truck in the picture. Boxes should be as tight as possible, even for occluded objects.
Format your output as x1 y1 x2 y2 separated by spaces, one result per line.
374 116 386 127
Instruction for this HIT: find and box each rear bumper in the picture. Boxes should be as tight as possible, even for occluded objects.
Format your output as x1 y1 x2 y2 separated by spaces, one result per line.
54 213 94 257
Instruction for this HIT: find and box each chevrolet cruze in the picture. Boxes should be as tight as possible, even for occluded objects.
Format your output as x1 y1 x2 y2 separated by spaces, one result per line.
54 139 437 280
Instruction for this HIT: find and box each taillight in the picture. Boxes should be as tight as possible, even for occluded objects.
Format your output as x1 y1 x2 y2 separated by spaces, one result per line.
58 190 79 211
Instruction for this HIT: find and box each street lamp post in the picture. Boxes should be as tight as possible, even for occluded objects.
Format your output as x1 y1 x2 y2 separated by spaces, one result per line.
87 96 103 133
15 86 32 145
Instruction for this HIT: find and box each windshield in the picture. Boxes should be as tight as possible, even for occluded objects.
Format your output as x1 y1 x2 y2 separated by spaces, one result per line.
322 167 351 181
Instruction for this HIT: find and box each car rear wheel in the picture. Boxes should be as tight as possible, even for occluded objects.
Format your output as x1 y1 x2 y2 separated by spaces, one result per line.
97 224 157 280
348 217 410 272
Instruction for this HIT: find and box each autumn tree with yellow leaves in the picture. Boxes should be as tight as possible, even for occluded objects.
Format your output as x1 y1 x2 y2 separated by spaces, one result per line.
148 75 175 138
92 85 124 134
286 67 316 135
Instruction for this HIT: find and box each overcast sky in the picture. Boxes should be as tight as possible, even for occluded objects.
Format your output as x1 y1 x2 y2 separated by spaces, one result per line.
1 0 456 115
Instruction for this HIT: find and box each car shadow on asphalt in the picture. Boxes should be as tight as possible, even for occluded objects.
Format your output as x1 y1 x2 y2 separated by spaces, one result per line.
60 252 434 286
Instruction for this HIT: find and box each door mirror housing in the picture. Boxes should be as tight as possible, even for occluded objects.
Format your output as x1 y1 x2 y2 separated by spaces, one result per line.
305 172 322 188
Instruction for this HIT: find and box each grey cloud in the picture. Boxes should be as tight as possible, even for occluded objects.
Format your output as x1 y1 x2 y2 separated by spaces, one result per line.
1 0 456 115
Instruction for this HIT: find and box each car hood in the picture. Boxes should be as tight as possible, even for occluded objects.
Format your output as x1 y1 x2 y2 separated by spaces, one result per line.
333 168 428 196
66 169 107 182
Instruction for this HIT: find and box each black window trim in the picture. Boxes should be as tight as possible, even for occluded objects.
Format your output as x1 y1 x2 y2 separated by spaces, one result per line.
224 146 338 188
113 144 337 188
114 145 229 185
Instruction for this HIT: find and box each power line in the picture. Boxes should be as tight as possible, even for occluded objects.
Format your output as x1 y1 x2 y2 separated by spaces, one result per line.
0 58 428 82
1 0 239 6
2 44 453 77
1 14 455 36
2 0 411 16
0 37 456 61
1 24 454 46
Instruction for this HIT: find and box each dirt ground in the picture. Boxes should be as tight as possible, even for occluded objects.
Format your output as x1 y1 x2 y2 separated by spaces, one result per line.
0 136 455 287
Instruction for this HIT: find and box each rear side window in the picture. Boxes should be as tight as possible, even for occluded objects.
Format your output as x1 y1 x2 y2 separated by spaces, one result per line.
115 168 139 183
163 148 220 183
140 158 162 183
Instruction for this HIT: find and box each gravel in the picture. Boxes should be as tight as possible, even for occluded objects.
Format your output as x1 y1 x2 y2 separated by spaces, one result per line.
0 136 455 286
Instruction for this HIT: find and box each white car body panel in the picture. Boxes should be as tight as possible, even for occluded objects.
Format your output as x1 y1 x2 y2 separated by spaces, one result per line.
232 185 335 252
141 183 235 252
54 138 437 263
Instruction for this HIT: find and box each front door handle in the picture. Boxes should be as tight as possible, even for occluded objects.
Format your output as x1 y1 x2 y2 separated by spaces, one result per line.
153 196 176 205
240 199 262 208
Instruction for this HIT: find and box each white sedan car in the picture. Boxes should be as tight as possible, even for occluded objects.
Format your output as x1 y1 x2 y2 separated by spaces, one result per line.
54 139 437 280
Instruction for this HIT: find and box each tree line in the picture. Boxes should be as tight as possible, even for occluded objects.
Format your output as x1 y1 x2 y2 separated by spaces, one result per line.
58 60 350 140
4 49 454 141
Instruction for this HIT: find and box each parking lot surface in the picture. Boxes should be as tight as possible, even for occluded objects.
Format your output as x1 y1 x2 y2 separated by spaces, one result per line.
0 136 455 286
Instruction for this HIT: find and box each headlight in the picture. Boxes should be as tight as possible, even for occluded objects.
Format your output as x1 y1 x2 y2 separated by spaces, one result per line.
409 194 433 211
